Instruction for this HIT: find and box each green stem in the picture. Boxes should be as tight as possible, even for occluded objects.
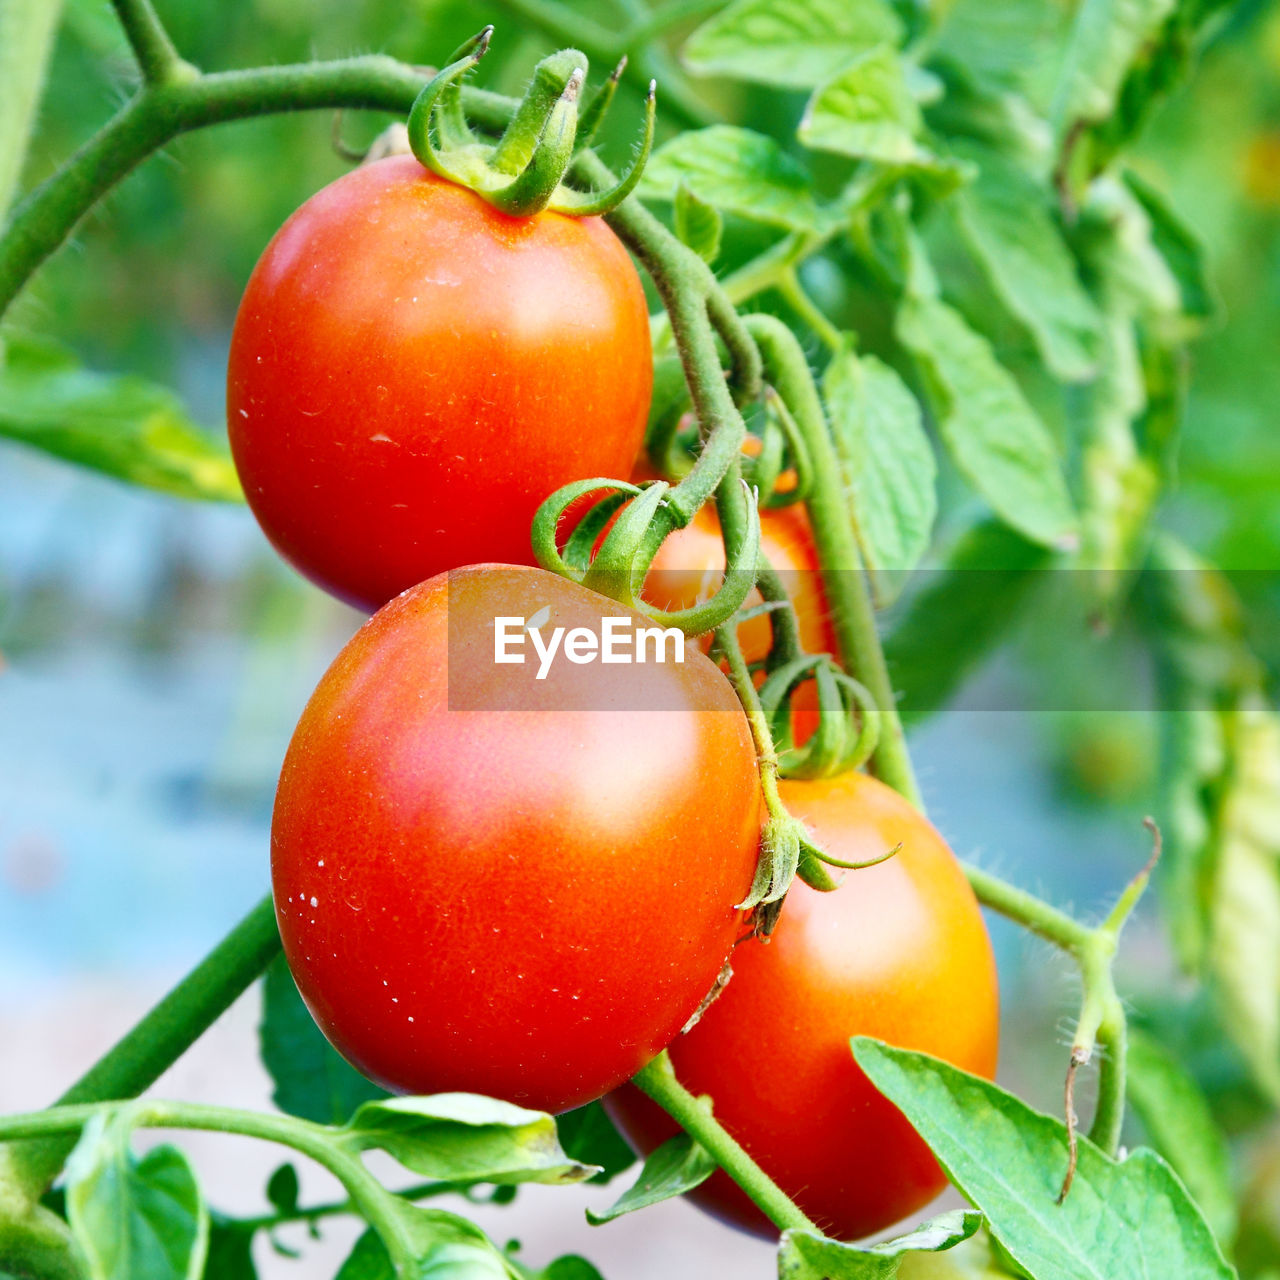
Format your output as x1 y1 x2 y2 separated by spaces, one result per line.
109 0 193 85
0 1101 420 1277
776 266 843 354
1089 996 1128 1154
2 895 281 1202
0 0 64 223
0 56 443 318
742 313 920 807
962 863 1092 954
632 1053 818 1234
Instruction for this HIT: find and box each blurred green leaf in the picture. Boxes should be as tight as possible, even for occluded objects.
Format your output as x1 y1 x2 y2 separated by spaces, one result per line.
823 345 936 582
673 183 723 263
639 126 826 231
340 1095 597 1187
1127 1028 1238 1245
584 1134 716 1224
798 45 927 165
1051 0 1177 142
1122 169 1218 323
258 956 389 1126
202 1218 258 1280
895 294 1079 547
852 1039 1235 1280
896 1230 1020 1277
66 1111 209 1280
682 0 902 89
883 519 1050 720
779 1212 982 1279
555 1102 635 1184
0 334 242 502
951 142 1104 381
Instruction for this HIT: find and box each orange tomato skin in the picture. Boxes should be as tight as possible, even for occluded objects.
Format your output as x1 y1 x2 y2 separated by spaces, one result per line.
228 157 652 612
271 565 761 1115
604 771 999 1239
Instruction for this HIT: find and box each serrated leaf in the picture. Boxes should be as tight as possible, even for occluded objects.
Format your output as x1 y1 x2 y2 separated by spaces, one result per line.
851 1039 1236 1280
66 1112 209 1280
673 183 722 263
896 1229 1017 1277
932 0 1062 94
556 1102 636 1183
1127 1028 1238 1245
1051 0 1176 139
780 1211 982 1279
823 347 936 583
585 1134 716 1224
259 956 389 1125
341 1095 596 1186
639 126 825 232
895 294 1078 548
884 519 1050 721
799 45 928 166
1122 170 1217 323
951 142 1104 381
682 0 902 90
0 334 242 502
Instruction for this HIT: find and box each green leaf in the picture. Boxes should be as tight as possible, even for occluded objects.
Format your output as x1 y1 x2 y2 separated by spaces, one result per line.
1122 170 1217 323
895 294 1078 548
779 1211 982 1278
851 1039 1236 1280
555 1102 635 1183
264 1164 299 1218
1051 0 1176 140
682 0 902 90
896 1230 1019 1277
1127 1028 1238 1245
584 1134 717 1224
883 519 1050 721
66 1111 209 1280
951 142 1104 381
823 346 936 582
639 126 825 232
511 1255 606 1280
341 1095 597 1186
0 334 242 502
673 183 723 263
337 1206 511 1280
202 1218 258 1280
798 46 928 166
258 956 388 1125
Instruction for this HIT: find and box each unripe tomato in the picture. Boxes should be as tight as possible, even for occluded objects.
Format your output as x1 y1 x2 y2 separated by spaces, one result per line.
228 157 652 612
272 565 761 1114
604 771 998 1239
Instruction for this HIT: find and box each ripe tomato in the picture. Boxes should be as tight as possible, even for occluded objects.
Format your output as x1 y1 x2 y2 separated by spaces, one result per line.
272 564 761 1114
228 156 652 612
642 502 834 741
604 770 999 1239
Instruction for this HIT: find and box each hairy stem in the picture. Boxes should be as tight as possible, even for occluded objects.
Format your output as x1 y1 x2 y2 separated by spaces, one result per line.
109 0 192 85
633 1052 817 1233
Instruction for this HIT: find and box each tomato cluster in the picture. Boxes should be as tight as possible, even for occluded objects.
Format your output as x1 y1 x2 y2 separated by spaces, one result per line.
237 154 998 1243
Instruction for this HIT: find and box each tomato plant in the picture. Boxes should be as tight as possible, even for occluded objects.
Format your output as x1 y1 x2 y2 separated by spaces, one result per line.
272 564 761 1114
605 770 998 1240
228 156 652 611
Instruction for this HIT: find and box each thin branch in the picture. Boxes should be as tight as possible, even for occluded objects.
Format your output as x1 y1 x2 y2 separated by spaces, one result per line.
109 0 191 85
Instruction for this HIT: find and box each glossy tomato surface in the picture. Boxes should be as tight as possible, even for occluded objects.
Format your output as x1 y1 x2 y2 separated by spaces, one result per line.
272 565 761 1114
228 157 652 611
604 770 999 1239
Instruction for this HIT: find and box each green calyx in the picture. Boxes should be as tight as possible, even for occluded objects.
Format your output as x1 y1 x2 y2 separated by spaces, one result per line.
406 29 654 218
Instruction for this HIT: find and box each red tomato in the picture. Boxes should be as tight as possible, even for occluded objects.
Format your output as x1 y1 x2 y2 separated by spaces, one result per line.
272 565 761 1114
228 157 652 612
643 503 835 740
604 770 999 1239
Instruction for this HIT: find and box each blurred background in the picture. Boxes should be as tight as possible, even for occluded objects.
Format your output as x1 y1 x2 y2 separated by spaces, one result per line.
2 0 1279 1274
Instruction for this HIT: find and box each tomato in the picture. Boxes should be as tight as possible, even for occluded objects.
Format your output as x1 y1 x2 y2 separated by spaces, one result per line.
643 502 835 740
228 156 652 612
604 770 999 1239
271 564 761 1114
